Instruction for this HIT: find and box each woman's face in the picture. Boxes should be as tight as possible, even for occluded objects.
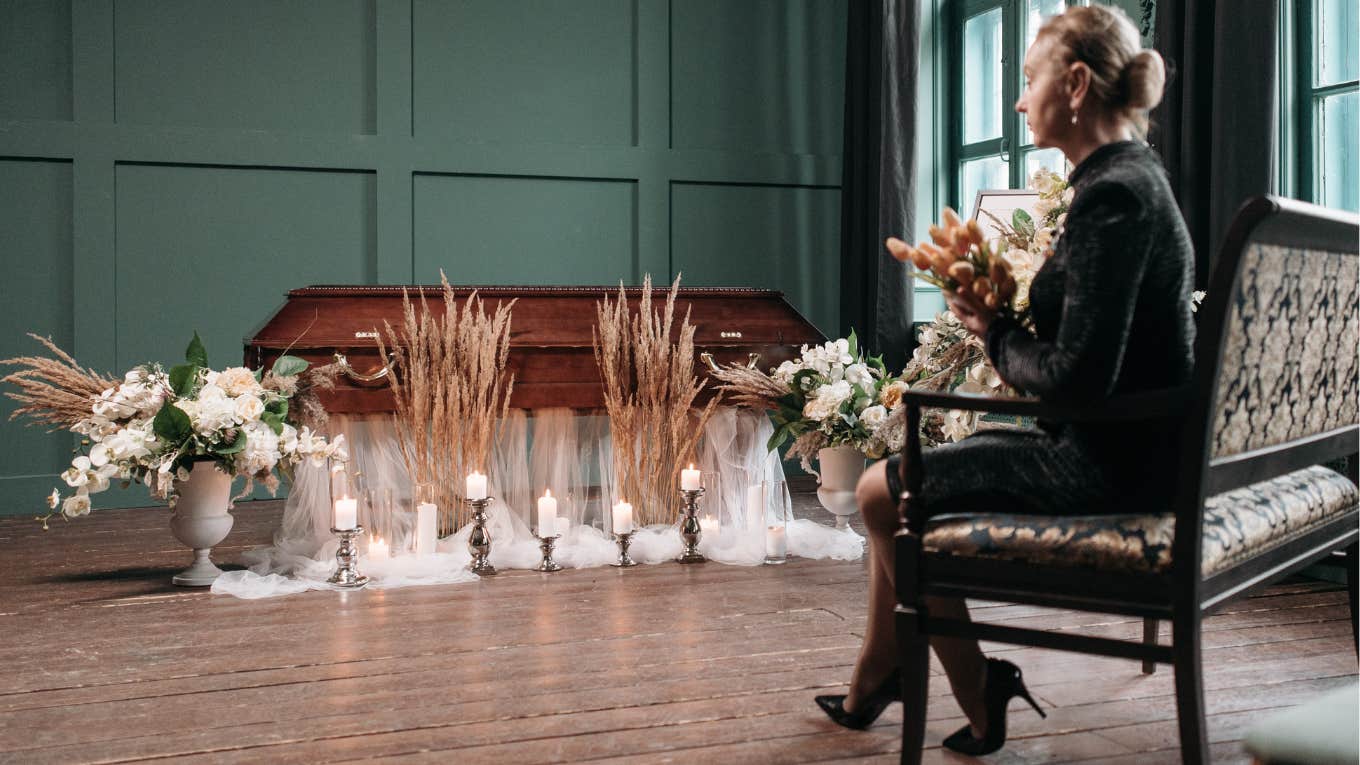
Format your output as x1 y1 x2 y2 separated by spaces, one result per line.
1016 35 1071 150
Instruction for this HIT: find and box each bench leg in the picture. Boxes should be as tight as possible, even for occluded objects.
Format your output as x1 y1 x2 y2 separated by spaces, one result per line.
1173 612 1209 765
897 604 930 765
1142 618 1157 674
1347 542 1358 654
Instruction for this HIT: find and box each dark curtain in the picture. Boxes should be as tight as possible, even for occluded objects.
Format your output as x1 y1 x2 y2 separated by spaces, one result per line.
840 0 919 370
1150 0 1278 287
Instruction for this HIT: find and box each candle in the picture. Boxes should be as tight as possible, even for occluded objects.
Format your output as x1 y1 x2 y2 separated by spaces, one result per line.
746 482 765 530
765 525 787 558
611 499 634 535
369 536 390 561
334 496 357 530
416 501 437 556
681 464 702 491
537 489 558 535
466 471 488 501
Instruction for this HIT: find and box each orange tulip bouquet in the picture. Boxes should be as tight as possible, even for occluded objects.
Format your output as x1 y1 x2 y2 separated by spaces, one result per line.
885 206 1020 320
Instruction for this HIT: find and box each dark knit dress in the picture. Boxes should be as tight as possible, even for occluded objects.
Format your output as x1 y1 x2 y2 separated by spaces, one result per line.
886 140 1196 516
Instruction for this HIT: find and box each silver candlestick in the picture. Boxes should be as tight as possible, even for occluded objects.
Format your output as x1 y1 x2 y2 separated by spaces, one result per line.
676 487 706 564
611 530 638 567
467 496 496 575
536 533 563 572
328 526 370 588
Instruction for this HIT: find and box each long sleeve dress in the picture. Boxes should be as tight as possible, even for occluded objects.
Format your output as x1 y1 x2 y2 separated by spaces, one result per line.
886 140 1196 516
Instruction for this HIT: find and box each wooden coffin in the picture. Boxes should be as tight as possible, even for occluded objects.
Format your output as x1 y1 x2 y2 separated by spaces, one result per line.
245 285 825 413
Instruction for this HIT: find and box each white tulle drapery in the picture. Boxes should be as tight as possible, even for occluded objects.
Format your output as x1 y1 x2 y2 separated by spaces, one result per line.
211 407 863 599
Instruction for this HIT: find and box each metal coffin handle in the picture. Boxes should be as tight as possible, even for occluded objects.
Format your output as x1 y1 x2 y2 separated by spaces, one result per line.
333 352 394 386
698 351 761 372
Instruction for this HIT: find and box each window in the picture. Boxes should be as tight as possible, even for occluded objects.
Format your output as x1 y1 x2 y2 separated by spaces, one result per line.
950 0 1075 214
1287 0 1358 212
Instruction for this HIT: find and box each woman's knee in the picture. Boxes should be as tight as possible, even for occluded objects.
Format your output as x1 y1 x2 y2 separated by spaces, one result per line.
857 460 899 535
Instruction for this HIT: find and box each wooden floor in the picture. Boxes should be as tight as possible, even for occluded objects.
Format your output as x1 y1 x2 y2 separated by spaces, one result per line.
0 480 1354 764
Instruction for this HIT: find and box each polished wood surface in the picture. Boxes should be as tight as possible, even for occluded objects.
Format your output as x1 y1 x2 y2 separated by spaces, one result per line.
0 482 1353 764
245 285 826 412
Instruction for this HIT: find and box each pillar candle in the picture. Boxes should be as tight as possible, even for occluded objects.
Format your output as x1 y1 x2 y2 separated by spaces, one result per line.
416 501 437 556
466 471 488 501
611 500 634 535
681 464 702 491
537 489 558 535
368 536 390 561
334 497 357 530
745 483 765 530
765 525 787 558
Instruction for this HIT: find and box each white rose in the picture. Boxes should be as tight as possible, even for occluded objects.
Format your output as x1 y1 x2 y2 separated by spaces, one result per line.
860 404 888 429
844 364 872 386
1061 187 1074 205
216 367 262 397
234 394 265 423
62 492 91 518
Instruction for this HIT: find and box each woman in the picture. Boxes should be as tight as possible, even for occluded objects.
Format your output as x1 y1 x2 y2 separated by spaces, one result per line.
815 6 1195 755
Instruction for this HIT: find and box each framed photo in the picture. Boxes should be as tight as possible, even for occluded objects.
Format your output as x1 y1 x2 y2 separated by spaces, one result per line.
972 189 1040 243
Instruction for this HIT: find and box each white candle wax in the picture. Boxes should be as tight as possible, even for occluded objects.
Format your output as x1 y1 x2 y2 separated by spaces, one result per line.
765 525 787 558
681 464 702 491
369 536 390 561
334 497 358 530
416 501 437 556
466 471 488 501
611 500 634 535
745 483 765 530
537 490 558 535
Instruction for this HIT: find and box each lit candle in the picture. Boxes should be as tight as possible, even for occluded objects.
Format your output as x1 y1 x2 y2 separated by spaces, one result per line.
746 482 764 530
765 525 787 558
537 489 558 535
368 536 390 561
466 471 488 501
611 499 634 535
681 464 702 491
416 500 437 556
334 496 357 530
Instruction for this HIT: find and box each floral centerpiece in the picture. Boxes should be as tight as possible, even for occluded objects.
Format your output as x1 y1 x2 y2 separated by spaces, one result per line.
713 332 908 466
888 168 1072 446
3 333 344 526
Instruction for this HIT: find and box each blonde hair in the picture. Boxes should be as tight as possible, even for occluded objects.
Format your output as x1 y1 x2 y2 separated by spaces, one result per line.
1036 5 1166 136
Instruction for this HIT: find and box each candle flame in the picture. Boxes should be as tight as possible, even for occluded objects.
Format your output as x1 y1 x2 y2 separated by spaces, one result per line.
544 488 552 497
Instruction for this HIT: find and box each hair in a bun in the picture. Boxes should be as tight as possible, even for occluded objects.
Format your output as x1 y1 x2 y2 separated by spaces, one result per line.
1036 6 1165 136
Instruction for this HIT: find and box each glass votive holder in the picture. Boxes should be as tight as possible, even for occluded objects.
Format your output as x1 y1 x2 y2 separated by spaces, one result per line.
363 487 395 558
698 470 723 536
414 481 438 557
764 479 791 565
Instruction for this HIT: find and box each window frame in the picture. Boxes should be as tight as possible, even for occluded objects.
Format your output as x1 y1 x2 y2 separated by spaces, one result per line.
1285 0 1359 208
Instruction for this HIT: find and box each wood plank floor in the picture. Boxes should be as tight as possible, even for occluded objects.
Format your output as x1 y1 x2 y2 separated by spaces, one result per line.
0 479 1354 764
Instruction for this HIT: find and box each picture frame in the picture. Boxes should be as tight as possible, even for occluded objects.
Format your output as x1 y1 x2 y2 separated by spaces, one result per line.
971 189 1041 243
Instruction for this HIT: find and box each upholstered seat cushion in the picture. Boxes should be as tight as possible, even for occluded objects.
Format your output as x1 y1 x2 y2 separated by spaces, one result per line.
922 465 1357 576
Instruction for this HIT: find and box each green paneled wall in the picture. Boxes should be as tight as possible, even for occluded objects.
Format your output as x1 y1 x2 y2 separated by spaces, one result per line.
0 0 845 512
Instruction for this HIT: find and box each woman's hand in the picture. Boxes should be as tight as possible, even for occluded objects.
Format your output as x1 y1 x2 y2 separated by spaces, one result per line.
946 290 996 338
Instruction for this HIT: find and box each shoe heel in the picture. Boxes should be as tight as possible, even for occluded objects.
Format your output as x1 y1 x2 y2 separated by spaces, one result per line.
1016 686 1046 719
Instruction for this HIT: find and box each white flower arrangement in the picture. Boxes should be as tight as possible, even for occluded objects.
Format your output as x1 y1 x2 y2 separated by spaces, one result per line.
43 333 344 524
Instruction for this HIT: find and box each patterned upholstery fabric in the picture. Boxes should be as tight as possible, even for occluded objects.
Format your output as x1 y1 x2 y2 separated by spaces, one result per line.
923 465 1357 576
1212 243 1359 460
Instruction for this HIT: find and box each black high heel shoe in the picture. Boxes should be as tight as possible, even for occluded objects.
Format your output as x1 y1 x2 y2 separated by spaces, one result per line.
815 668 901 730
942 658 1046 755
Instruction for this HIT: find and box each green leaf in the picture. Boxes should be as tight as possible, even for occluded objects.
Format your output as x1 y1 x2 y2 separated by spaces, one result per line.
152 402 192 444
185 332 209 368
270 355 309 378
217 429 247 456
767 422 793 453
262 411 285 436
846 329 859 359
1012 209 1035 239
265 397 288 417
169 364 199 397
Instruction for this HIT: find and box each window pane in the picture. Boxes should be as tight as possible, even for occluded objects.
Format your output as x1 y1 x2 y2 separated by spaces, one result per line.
1318 91 1358 212
1023 147 1066 183
1022 0 1069 144
960 156 1010 216
1316 0 1359 86
963 8 1004 144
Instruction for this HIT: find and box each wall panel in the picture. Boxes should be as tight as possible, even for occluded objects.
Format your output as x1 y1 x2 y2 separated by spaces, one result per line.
414 174 636 284
0 1 73 121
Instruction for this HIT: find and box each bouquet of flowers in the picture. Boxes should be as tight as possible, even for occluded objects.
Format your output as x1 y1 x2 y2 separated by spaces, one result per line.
2 333 344 525
712 332 910 467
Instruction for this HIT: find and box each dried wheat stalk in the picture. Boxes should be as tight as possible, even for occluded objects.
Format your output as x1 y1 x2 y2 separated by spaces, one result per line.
709 363 789 412
594 275 720 526
378 274 515 532
1 334 117 430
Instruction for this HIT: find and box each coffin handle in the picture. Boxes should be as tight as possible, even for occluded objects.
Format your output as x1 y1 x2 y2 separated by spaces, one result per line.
747 353 760 369
699 352 720 373
333 352 394 386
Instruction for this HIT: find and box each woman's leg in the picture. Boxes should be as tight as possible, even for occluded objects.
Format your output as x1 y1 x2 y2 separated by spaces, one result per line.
848 459 989 735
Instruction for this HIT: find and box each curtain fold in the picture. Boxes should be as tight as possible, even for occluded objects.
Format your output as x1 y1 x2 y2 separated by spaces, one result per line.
840 0 919 369
1150 0 1278 287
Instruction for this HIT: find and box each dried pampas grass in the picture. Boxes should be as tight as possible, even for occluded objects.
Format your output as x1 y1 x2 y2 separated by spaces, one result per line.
378 273 515 532
594 275 719 526
1 334 117 430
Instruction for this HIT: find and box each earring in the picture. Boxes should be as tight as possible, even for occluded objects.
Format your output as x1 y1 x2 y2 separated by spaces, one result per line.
1070 110 1078 125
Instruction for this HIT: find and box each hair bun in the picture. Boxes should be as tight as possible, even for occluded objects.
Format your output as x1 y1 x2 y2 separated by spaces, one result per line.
1123 49 1166 110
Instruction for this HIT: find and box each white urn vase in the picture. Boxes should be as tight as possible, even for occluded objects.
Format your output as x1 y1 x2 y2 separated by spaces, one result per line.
814 445 866 529
167 461 235 586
